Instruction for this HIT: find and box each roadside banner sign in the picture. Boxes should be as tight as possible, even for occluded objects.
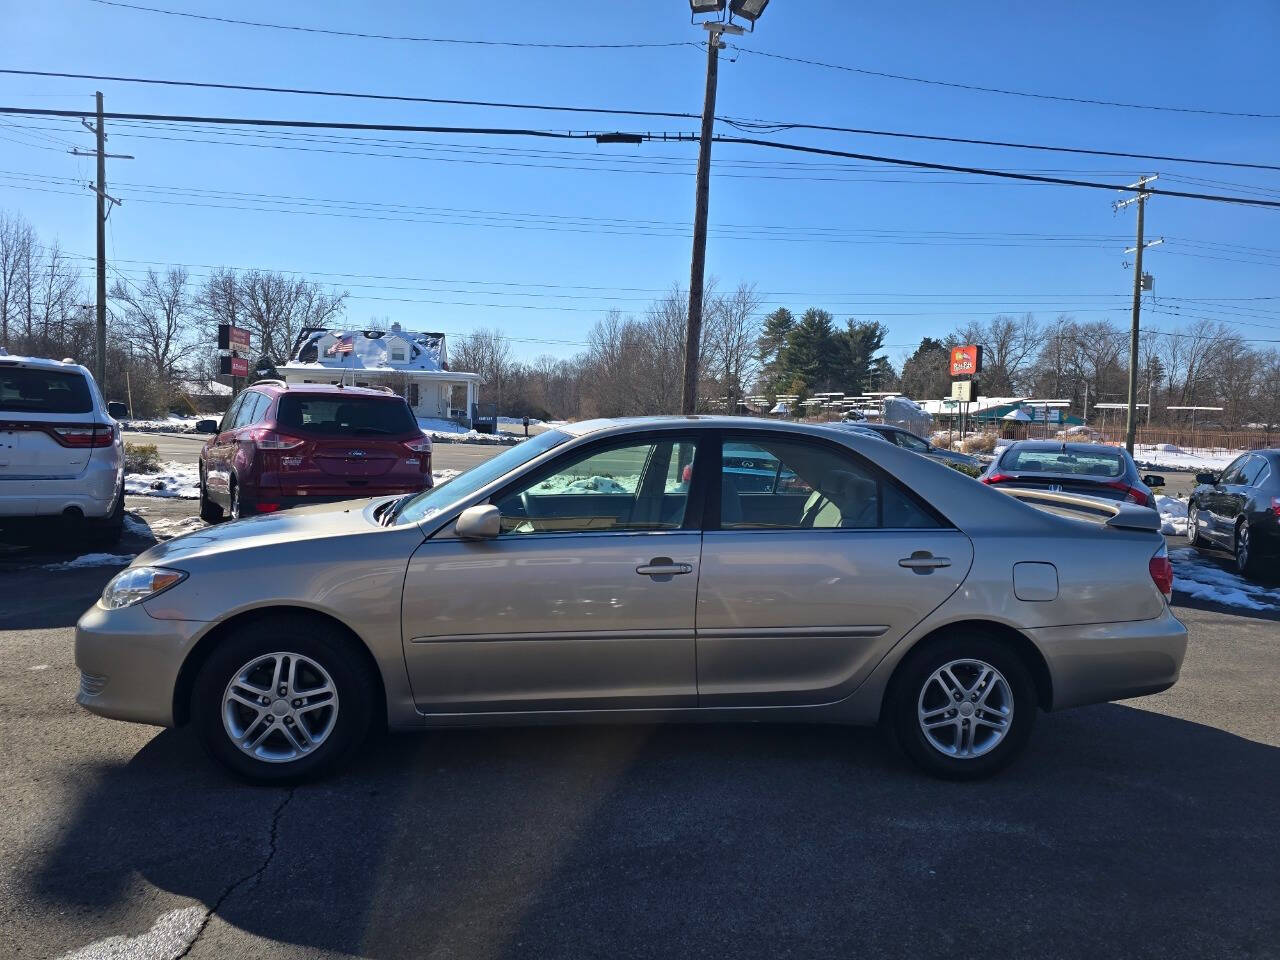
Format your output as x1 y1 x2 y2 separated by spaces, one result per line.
219 354 249 377
217 324 250 351
950 345 982 376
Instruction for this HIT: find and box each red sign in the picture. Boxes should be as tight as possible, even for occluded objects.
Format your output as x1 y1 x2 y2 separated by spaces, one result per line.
219 354 249 377
950 344 983 376
218 324 250 351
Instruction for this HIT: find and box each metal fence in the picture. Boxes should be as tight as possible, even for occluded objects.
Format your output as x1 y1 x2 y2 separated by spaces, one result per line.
1080 426 1276 453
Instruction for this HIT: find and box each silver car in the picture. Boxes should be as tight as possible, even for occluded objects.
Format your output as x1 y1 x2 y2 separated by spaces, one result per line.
76 416 1186 783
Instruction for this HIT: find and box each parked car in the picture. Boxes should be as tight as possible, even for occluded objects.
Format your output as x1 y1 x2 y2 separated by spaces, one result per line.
197 381 432 521
78 416 1185 784
0 354 124 545
838 421 981 470
981 440 1162 508
1188 450 1280 576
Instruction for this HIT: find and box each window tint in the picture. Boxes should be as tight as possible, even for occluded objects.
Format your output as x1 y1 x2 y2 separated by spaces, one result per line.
494 438 698 535
894 430 930 452
719 437 940 530
1238 456 1265 486
0 367 92 413
277 394 417 436
1003 447 1124 478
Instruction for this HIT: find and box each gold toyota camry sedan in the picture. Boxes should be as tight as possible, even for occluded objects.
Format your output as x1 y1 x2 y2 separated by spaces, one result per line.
76 417 1187 783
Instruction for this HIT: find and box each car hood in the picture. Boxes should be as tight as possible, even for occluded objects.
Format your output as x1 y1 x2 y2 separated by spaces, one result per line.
135 497 406 566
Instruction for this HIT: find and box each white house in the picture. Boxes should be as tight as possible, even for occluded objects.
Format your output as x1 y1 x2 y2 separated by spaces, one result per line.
277 324 483 426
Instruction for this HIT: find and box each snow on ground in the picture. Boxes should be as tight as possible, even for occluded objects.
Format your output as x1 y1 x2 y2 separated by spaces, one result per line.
1170 547 1280 612
44 552 136 570
124 461 201 499
1157 495 1189 536
125 514 207 540
1131 444 1241 473
417 417 523 444
530 474 641 495
119 414 217 433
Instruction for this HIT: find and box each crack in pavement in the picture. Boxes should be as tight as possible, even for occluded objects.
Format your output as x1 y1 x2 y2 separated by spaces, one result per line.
173 786 297 960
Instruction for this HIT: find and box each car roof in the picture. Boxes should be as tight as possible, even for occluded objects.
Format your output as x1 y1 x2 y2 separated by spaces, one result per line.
243 382 403 399
0 354 92 376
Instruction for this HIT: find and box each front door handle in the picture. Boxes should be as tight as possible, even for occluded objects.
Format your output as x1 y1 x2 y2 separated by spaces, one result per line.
636 556 693 578
899 552 951 572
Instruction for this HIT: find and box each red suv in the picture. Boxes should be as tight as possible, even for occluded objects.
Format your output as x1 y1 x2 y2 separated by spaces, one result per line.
198 382 432 521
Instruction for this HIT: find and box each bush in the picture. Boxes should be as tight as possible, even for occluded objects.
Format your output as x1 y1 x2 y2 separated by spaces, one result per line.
959 433 998 455
945 459 984 478
124 442 160 474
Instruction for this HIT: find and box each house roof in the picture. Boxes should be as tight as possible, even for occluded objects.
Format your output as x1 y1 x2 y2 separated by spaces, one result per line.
286 327 450 372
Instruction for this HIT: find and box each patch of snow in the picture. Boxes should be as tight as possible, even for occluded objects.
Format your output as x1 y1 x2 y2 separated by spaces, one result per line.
417 417 522 444
45 552 136 570
433 469 460 485
531 473 641 495
1156 495 1189 536
124 461 201 499
120 413 218 433
1131 444 1242 473
1170 547 1280 611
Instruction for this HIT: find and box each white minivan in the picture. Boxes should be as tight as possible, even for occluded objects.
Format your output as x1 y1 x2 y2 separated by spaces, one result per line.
0 353 124 546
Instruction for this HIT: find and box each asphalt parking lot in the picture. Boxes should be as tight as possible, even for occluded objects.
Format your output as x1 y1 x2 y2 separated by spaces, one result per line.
0 450 1276 959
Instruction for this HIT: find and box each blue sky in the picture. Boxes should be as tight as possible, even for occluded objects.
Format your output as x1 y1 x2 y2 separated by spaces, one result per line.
3 0 1278 365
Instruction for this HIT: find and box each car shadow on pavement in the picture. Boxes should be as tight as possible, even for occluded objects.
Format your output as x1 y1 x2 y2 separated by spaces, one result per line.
24 707 1280 960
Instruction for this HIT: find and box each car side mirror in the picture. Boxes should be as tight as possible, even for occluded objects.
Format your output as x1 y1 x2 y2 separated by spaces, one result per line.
106 401 129 419
455 504 501 540
1195 471 1217 485
195 419 219 434
1143 475 1165 488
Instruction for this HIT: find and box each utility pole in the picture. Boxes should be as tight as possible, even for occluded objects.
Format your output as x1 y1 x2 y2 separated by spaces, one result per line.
680 22 733 415
1115 175 1161 455
70 92 132 390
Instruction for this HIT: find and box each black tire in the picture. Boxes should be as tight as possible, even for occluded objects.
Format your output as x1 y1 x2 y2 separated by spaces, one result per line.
190 615 377 784
199 467 223 523
1235 521 1260 578
83 484 125 548
229 478 250 520
1186 502 1204 548
886 630 1038 781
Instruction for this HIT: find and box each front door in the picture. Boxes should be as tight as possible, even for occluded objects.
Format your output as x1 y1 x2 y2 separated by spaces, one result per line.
696 432 973 706
402 433 705 712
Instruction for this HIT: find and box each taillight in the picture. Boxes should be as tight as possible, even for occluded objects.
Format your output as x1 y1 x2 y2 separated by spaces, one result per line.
247 428 304 450
982 473 1010 485
1270 497 1280 519
1149 543 1174 601
1105 480 1152 506
404 435 432 453
51 425 114 448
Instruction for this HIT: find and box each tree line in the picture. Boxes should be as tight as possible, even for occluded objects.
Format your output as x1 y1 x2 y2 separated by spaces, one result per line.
3 208 1278 429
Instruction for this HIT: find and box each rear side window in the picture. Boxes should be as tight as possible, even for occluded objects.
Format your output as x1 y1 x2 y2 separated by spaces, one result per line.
0 367 92 414
277 394 417 436
1003 447 1124 478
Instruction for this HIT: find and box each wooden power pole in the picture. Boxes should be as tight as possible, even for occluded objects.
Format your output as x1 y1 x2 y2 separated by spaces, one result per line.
1115 175 1160 455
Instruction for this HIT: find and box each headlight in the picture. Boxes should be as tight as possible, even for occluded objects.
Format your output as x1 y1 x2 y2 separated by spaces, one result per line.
100 566 187 610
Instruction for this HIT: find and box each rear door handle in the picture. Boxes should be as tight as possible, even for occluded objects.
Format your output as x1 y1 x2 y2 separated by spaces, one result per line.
899 553 951 571
636 557 693 578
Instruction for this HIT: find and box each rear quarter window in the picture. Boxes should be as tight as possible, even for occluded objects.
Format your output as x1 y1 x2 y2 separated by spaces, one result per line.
0 367 93 414
277 394 417 436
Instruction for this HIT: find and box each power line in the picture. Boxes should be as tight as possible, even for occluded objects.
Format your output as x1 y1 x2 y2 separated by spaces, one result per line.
5 68 1280 172
85 0 692 49
730 47 1280 120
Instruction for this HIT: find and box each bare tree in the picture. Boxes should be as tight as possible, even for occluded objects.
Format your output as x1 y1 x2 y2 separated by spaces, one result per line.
195 269 347 364
451 327 514 409
109 268 198 385
704 282 762 413
0 211 35 347
955 313 1042 395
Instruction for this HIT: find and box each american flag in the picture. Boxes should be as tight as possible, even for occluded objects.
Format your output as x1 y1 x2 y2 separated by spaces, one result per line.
326 334 354 356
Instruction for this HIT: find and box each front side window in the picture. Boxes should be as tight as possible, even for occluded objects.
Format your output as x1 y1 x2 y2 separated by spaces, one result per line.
494 438 698 535
718 436 941 530
0 367 92 414
1219 456 1248 485
219 395 245 432
894 430 930 452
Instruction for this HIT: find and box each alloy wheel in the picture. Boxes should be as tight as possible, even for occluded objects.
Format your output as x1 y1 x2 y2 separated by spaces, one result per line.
917 658 1013 759
222 652 339 764
1236 524 1251 573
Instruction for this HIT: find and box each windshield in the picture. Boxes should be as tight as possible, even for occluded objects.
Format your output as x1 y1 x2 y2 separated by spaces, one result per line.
277 393 417 436
0 366 92 414
394 429 569 525
1002 447 1125 478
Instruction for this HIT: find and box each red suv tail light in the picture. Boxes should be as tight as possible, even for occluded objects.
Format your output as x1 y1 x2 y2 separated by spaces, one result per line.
1149 543 1174 601
51 425 114 448
404 435 432 453
1271 497 1280 520
246 428 305 450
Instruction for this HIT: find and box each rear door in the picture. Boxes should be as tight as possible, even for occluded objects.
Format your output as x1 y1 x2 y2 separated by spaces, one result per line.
696 431 972 706
0 365 97 480
273 394 423 496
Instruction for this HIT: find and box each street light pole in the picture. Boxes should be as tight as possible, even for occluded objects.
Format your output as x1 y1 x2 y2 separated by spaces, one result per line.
680 23 725 416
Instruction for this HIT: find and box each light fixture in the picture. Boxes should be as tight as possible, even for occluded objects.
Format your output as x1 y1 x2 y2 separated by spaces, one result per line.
689 0 726 13
729 0 769 22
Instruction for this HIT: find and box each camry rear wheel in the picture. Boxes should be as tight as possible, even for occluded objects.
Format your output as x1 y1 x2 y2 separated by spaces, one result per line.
887 631 1037 780
191 616 376 784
